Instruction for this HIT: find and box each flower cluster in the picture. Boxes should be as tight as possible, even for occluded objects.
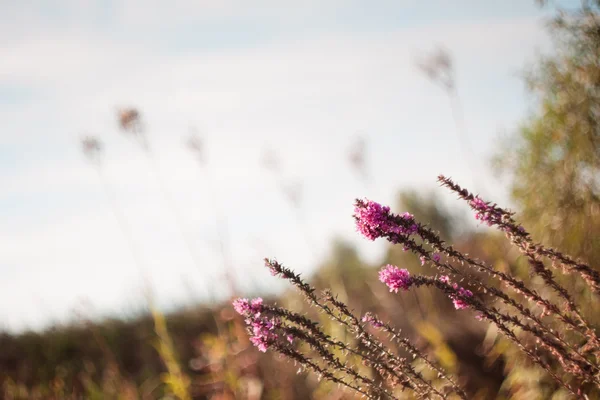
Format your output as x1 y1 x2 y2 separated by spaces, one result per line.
469 197 502 227
248 316 281 352
439 276 473 310
353 199 393 240
419 252 441 266
232 297 264 316
379 265 413 293
353 199 418 241
233 297 282 352
234 176 600 398
362 312 384 328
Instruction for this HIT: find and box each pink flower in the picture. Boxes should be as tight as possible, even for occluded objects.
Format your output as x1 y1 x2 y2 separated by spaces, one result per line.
234 298 286 353
379 265 413 293
469 196 502 227
353 199 419 241
452 287 473 310
250 335 270 352
470 197 488 210
232 298 250 315
432 253 441 263
362 312 384 328
266 259 282 276
438 276 473 310
248 315 280 352
419 256 427 266
232 297 263 317
353 199 393 240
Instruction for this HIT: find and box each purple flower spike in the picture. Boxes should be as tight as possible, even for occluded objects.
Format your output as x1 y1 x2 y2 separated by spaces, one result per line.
353 199 420 241
353 199 393 240
234 298 280 352
362 312 384 328
452 287 473 310
233 297 263 317
379 265 413 293
250 335 270 352
232 298 251 315
438 276 473 310
469 196 502 227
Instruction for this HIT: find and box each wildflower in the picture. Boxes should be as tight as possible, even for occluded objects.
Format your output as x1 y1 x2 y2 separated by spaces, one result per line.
353 199 419 240
469 196 502 227
420 256 427 266
250 334 270 352
232 297 263 317
438 276 472 310
432 253 441 263
232 298 250 315
401 212 419 235
233 298 282 352
470 197 488 211
266 259 280 276
362 312 384 328
249 316 282 352
379 265 413 293
354 199 393 240
452 287 473 310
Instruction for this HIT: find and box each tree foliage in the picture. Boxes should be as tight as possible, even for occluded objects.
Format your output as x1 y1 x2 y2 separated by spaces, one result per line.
497 0 600 267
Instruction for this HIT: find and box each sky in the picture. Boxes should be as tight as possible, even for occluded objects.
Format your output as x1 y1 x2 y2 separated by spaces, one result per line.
0 0 557 332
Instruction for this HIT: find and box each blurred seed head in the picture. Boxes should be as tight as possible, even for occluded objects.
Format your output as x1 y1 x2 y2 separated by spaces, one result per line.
416 46 455 91
81 136 103 163
282 181 303 209
118 108 141 132
186 127 206 165
261 148 280 173
348 135 368 181
260 148 303 207
117 107 149 150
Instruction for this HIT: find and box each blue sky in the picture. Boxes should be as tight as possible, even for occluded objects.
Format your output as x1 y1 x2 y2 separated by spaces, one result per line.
0 1 556 332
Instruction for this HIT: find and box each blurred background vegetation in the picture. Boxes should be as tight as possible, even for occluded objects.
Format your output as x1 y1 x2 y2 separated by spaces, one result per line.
2 1 600 399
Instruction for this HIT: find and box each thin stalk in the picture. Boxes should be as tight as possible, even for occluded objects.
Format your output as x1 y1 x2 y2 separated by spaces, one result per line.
95 165 152 298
